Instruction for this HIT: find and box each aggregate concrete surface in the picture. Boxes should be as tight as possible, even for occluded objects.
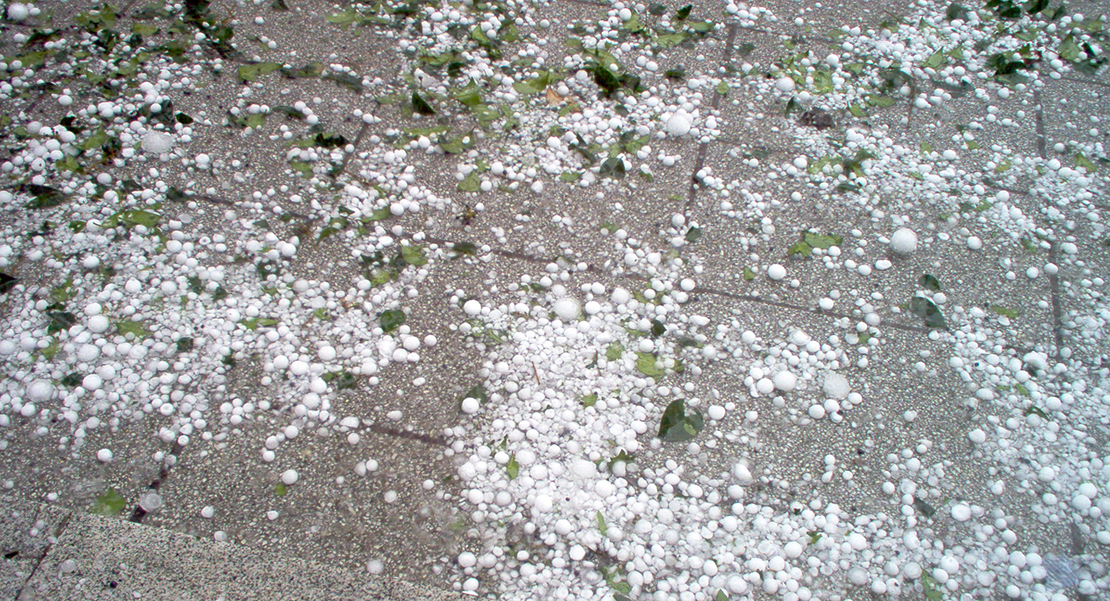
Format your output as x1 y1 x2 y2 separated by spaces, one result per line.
0 0 1108 600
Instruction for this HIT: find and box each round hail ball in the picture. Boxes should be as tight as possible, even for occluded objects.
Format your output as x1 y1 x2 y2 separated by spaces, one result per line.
666 113 692 137
890 228 918 255
553 297 581 321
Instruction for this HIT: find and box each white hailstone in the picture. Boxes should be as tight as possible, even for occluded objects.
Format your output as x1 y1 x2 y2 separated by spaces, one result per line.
87 315 110 334
141 132 174 154
808 404 826 419
461 397 481 415
848 567 869 586
773 371 797 392
666 113 692 137
82 374 103 390
584 300 601 315
281 469 299 485
533 494 553 513
776 77 796 92
7 4 30 21
318 346 336 361
610 288 630 305
822 372 850 399
707 405 726 420
784 541 803 558
731 462 752 483
793 156 808 169
968 428 986 444
553 297 581 321
463 299 482 316
96 448 113 463
890 228 918 255
967 236 983 250
26 380 54 402
139 491 163 512
458 552 477 568
1038 466 1056 482
367 559 385 574
767 264 786 281
950 503 972 522
200 506 215 518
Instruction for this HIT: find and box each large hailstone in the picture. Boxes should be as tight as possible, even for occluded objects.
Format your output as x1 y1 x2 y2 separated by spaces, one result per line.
822 372 850 400
666 112 692 137
141 131 175 154
890 228 918 255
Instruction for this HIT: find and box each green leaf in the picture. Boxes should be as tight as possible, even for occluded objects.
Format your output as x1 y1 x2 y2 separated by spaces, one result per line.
910 296 947 329
89 488 127 516
401 245 427 266
787 241 812 257
658 399 704 442
676 4 693 20
1025 405 1049 419
743 267 756 281
605 342 624 361
716 591 729 601
506 454 519 480
924 49 948 70
654 32 687 48
238 62 283 82
40 338 61 360
458 171 481 192
716 81 729 96
379 309 405 333
991 305 1020 319
635 352 666 379
919 274 942 291
239 317 278 330
463 384 488 405
946 2 970 20
452 241 478 256
1058 35 1081 63
596 511 608 536
275 482 288 497
921 572 944 601
803 231 842 250
685 227 702 243
327 8 359 26
866 94 895 108
106 209 161 230
324 72 365 92
176 337 194 353
412 91 436 115
312 307 330 321
116 320 152 339
1076 153 1098 173
581 392 598 407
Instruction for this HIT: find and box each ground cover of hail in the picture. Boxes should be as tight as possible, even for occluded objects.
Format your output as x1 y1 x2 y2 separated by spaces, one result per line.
0 0 1109 600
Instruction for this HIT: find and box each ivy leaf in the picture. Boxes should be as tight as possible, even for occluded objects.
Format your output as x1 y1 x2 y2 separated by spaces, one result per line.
919 274 942 291
116 320 152 339
412 91 436 115
676 4 693 20
581 392 598 407
275 482 288 497
910 296 946 329
658 399 703 442
650 319 667 338
716 81 729 96
401 245 427 266
605 342 624 361
89 488 127 516
458 171 481 192
921 572 944 601
61 372 84 387
635 352 665 379
1076 153 1097 173
803 231 842 250
462 384 488 405
238 62 283 82
506 454 519 480
596 511 608 536
946 2 970 20
379 309 405 333
743 267 756 281
176 337 194 353
991 305 1020 319
716 591 729 601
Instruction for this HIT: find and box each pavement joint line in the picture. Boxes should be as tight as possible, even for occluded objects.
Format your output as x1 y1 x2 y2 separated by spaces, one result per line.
409 232 935 336
1033 89 1067 363
128 441 184 524
1057 75 1110 89
691 285 929 334
12 508 74 601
